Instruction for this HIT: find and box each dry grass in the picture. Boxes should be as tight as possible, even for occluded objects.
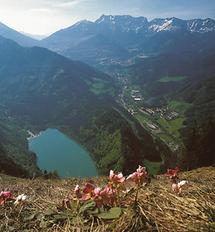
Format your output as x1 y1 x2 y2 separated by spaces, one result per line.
0 167 215 232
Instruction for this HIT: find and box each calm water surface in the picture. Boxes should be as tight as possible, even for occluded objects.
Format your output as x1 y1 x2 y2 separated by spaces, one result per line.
29 128 97 178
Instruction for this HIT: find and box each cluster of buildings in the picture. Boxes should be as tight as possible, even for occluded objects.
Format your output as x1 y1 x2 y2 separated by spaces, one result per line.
131 89 143 102
118 81 181 152
139 106 179 121
139 107 154 115
146 122 158 130
165 111 179 120
156 107 179 120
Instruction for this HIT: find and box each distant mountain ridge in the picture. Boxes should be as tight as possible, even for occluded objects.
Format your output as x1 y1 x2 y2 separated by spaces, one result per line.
0 22 38 46
0 15 214 50
94 15 215 34
45 15 215 40
39 15 215 66
0 15 214 57
20 31 47 40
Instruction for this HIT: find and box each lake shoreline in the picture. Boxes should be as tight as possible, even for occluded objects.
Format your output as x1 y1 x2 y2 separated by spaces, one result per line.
28 128 98 178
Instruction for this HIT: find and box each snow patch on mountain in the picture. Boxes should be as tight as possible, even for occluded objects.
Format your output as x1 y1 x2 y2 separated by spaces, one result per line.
150 19 175 32
95 15 148 33
69 15 215 35
187 19 215 33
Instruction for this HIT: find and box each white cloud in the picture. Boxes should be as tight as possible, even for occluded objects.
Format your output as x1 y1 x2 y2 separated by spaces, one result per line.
0 0 87 35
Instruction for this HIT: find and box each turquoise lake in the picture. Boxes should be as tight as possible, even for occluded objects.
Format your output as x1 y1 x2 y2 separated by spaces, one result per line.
28 128 97 178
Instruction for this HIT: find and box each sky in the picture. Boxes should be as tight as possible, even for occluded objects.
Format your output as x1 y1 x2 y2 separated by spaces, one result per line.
0 0 214 35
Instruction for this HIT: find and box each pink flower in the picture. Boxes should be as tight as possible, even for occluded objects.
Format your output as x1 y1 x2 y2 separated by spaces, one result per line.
74 185 82 199
127 165 148 186
165 167 180 178
172 180 188 194
99 185 116 206
74 182 98 202
83 182 96 194
81 182 96 200
93 187 102 196
137 165 146 173
0 191 12 205
74 185 80 193
93 187 103 208
92 185 117 208
109 170 125 184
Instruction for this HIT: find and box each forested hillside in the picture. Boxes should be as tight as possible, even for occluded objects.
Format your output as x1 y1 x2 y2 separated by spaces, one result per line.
0 36 172 176
179 76 215 168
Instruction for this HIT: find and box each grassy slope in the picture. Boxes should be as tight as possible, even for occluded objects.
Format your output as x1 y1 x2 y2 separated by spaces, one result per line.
0 167 214 231
159 100 191 140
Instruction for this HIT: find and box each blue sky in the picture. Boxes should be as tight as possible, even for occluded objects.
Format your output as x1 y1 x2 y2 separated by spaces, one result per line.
0 0 214 35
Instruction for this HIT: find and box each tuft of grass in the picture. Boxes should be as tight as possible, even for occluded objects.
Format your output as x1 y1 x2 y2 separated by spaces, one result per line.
0 167 215 231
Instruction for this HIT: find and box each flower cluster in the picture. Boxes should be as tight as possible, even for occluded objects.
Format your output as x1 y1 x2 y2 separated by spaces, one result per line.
73 166 148 208
165 167 188 194
109 170 125 184
165 167 180 180
127 165 148 186
0 191 12 205
74 180 117 208
171 180 188 194
14 194 27 206
0 191 27 206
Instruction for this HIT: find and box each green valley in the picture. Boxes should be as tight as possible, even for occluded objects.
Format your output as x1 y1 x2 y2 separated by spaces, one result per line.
0 36 172 177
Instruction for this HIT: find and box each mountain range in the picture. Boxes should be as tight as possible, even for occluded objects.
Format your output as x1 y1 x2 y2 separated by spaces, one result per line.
0 15 214 176
0 15 215 67
41 15 215 66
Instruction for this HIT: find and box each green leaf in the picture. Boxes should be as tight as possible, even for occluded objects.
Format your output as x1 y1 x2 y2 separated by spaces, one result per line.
53 213 69 221
87 208 99 215
44 208 56 216
97 207 122 220
79 201 96 213
23 213 37 222
39 219 50 228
